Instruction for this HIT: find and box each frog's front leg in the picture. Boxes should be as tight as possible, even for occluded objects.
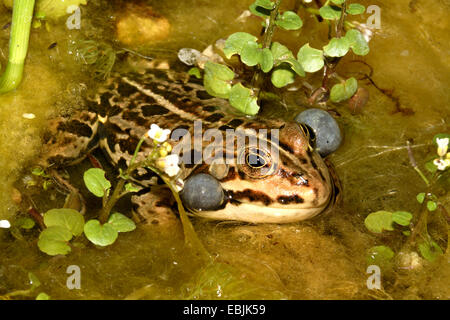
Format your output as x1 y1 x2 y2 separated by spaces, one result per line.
131 187 181 229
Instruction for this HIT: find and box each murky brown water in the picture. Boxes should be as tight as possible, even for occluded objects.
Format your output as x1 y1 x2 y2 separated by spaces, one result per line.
0 0 449 299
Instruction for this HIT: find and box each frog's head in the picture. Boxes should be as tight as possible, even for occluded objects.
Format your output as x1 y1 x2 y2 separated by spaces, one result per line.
192 122 336 223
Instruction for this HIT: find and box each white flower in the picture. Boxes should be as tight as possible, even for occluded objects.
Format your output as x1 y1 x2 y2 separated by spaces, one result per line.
436 137 449 157
156 154 181 177
0 220 11 228
147 124 171 143
303 0 313 3
433 158 450 171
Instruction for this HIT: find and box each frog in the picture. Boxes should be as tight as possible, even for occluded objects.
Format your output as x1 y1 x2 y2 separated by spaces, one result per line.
38 66 339 225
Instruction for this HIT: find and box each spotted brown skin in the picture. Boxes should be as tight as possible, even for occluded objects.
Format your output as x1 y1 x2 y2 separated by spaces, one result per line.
40 67 337 224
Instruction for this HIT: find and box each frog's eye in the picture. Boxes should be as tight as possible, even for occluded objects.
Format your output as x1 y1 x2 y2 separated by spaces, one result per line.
298 123 316 149
238 147 275 179
246 151 267 169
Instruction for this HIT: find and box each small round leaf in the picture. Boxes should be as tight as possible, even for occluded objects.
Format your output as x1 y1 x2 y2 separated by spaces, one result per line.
364 211 394 233
223 32 258 59
271 65 295 88
240 41 261 67
330 77 358 103
392 211 413 226
416 193 425 204
297 43 324 73
319 5 342 20
44 208 85 236
323 37 350 57
346 3 365 15
84 219 118 247
229 83 260 116
418 240 443 262
260 48 274 72
38 226 73 256
108 212 136 233
345 29 369 56
83 168 111 197
275 11 303 30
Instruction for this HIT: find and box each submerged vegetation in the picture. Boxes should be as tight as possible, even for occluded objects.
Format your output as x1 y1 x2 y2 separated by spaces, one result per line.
365 134 450 268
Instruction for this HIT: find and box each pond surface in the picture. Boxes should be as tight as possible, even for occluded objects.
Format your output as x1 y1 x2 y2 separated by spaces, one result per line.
0 0 449 299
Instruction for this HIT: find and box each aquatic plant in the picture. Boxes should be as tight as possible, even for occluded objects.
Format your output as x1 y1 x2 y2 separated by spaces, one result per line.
0 0 35 93
184 0 370 115
25 123 208 258
365 134 450 268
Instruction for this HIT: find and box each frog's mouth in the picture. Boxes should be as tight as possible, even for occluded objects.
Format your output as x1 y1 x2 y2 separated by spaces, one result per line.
191 199 331 224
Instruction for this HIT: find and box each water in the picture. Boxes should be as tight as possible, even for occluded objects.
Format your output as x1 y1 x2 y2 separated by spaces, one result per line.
0 0 449 299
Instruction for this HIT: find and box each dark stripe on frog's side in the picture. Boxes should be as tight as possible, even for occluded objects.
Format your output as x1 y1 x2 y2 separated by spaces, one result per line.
277 195 304 204
226 189 273 206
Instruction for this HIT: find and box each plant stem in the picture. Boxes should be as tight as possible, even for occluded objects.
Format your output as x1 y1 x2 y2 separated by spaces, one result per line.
159 173 211 261
250 0 282 93
262 0 282 49
406 140 430 186
98 136 147 223
0 0 35 94
336 1 347 38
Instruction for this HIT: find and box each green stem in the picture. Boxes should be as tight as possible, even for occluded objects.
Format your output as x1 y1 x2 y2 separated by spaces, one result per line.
99 135 147 223
0 0 35 94
159 173 211 261
251 0 282 93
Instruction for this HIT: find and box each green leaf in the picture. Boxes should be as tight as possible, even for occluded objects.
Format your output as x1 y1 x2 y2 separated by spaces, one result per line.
204 61 234 99
188 67 202 79
271 42 294 62
275 11 303 30
416 192 426 204
346 3 365 15
319 5 342 20
38 226 72 256
125 183 140 193
228 83 260 116
424 160 437 173
345 29 369 56
271 65 295 88
323 37 350 57
427 201 437 211
367 245 395 265
418 240 443 262
249 3 271 18
254 0 274 10
107 212 136 233
403 230 411 236
43 208 85 237
84 219 118 247
240 41 261 67
330 0 345 4
392 211 413 226
36 292 50 300
15 217 35 230
260 48 274 72
364 211 394 233
330 77 358 102
297 43 324 73
28 272 41 290
282 57 305 77
223 32 258 59
204 61 235 81
83 168 111 197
